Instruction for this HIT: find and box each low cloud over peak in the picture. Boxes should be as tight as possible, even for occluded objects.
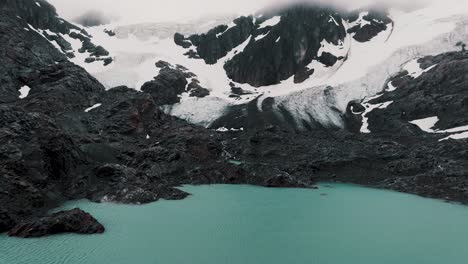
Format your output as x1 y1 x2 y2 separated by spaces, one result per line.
48 0 439 25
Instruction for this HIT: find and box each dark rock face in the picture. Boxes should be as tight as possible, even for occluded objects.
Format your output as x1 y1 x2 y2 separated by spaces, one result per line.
141 61 210 105
224 5 347 87
0 104 94 233
188 80 210 98
141 67 188 105
8 209 104 238
19 62 105 114
174 4 391 87
0 0 112 71
187 16 255 64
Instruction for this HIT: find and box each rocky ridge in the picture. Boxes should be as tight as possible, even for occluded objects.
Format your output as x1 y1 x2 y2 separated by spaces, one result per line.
175 4 391 87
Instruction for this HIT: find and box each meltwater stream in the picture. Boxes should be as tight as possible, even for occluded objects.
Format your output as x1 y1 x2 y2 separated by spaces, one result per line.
2 184 468 264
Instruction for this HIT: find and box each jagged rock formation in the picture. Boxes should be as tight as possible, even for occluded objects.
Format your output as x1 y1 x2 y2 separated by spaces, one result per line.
174 4 391 87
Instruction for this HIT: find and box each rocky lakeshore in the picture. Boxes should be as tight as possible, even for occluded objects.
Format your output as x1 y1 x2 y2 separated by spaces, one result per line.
0 0 467 238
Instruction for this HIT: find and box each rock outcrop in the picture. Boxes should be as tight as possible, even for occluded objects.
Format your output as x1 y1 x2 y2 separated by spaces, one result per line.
8 209 105 238
141 61 210 105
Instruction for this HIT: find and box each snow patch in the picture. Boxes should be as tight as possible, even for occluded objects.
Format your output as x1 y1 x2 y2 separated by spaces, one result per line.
85 103 102 113
348 12 371 29
216 127 244 132
18 85 31 99
255 31 270 42
329 16 339 26
441 125 468 134
359 94 393 133
386 81 397 92
410 116 468 141
258 16 281 29
403 60 437 79
440 131 468 141
162 97 230 128
27 24 66 55
409 116 439 133
35 2 41 7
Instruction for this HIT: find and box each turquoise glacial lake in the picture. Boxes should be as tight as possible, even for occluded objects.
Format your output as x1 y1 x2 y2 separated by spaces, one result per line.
1 184 468 264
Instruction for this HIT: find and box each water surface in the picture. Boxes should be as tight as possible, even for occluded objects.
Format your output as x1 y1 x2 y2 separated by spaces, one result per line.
1 184 468 264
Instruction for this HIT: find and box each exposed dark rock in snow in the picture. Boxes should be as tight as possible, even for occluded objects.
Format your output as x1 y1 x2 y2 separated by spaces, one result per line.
188 80 210 98
174 4 391 87
104 29 116 37
141 67 188 105
224 5 347 87
347 9 393 42
142 61 210 104
174 32 192 49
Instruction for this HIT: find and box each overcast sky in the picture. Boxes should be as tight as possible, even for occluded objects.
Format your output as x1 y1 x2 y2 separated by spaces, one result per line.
48 0 434 25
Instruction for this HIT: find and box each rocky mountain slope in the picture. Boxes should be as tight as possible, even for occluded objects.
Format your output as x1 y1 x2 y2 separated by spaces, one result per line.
0 0 467 238
0 0 279 236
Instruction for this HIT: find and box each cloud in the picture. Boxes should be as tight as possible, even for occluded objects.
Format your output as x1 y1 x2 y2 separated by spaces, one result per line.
47 0 436 25
47 0 271 24
72 10 114 27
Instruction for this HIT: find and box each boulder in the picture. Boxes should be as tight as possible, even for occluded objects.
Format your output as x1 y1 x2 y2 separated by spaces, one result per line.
8 208 104 238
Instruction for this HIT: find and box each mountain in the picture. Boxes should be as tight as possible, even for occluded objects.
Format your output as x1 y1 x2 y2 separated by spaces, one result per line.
77 1 468 131
0 0 467 237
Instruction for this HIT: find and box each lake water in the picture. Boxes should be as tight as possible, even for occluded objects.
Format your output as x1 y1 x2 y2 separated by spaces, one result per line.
1 184 468 264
